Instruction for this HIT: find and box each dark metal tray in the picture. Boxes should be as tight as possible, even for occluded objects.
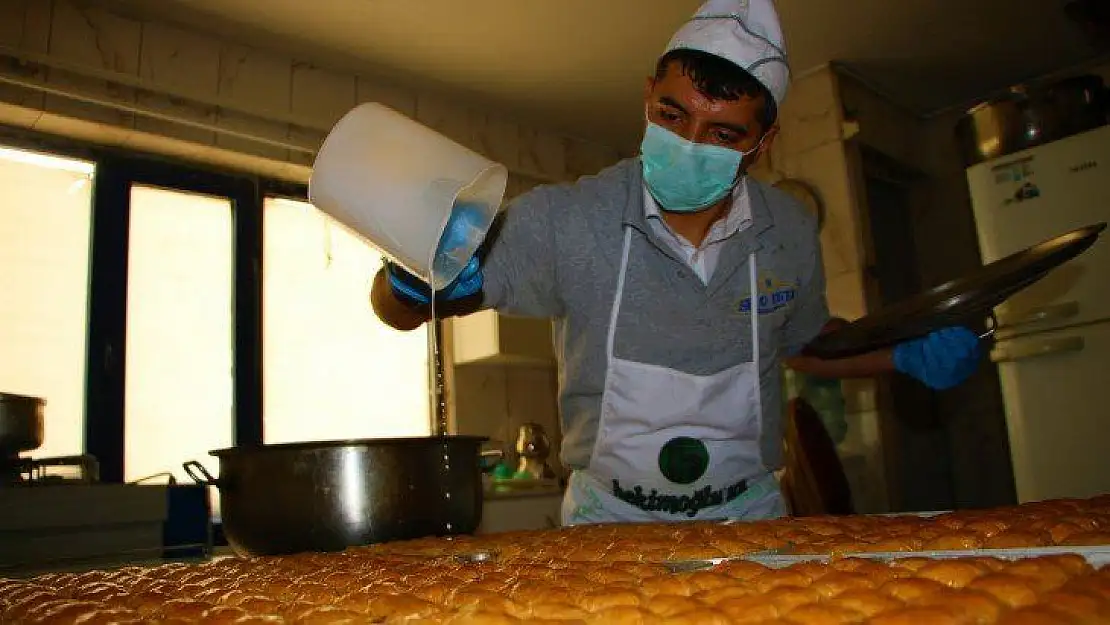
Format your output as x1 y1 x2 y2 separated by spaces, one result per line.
661 545 1110 573
804 222 1106 359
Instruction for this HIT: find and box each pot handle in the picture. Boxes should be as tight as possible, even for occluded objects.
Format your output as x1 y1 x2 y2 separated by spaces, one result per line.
130 471 177 485
183 460 220 487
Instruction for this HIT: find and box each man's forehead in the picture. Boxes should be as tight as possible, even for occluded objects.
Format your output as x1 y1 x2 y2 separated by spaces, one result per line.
657 61 762 99
653 73 764 117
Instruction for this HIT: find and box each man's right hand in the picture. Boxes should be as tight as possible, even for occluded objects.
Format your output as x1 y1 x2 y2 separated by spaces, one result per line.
372 257 485 331
387 199 490 306
385 255 483 306
372 200 491 330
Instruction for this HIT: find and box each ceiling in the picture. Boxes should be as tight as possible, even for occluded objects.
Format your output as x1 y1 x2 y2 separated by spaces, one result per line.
96 0 1102 152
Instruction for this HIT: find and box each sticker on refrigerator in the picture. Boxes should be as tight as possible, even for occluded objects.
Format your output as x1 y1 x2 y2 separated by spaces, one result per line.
991 156 1035 185
989 156 1039 206
1003 182 1041 206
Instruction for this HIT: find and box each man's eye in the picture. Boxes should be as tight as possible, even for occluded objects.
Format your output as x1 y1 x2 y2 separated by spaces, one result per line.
660 110 682 122
713 130 739 144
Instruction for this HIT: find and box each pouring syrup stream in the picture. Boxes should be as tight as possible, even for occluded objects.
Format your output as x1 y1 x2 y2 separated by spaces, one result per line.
428 274 453 534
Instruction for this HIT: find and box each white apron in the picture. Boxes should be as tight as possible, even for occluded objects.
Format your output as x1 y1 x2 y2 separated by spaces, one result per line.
562 226 785 525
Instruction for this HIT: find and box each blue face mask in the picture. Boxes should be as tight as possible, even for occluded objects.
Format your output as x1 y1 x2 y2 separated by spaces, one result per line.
640 122 750 213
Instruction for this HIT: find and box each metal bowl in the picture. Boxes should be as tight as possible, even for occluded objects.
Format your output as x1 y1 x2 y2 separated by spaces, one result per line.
185 435 489 556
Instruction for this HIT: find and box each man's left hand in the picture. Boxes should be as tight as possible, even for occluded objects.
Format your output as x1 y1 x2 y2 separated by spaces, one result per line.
893 327 982 390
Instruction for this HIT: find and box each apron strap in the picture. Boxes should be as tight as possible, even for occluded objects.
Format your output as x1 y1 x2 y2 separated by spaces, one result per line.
606 227 634 363
748 253 762 423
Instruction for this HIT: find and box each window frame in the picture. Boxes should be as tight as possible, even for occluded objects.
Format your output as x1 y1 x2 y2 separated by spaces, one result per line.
0 127 307 483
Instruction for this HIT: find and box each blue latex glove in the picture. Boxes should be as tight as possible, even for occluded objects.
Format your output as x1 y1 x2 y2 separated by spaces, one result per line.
387 255 482 306
385 202 488 306
434 202 488 274
893 327 982 390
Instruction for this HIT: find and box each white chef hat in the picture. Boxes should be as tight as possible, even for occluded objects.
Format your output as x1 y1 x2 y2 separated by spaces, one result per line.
664 0 790 109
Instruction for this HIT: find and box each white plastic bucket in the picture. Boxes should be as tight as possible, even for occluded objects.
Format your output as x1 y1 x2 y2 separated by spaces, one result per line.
308 103 508 290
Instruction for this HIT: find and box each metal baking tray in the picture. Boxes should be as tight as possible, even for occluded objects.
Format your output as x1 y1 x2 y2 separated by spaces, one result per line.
662 545 1110 573
372 549 503 564
452 550 499 564
869 510 950 518
664 545 794 573
803 222 1106 359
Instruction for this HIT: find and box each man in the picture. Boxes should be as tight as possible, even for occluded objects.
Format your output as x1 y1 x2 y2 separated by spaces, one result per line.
371 0 981 524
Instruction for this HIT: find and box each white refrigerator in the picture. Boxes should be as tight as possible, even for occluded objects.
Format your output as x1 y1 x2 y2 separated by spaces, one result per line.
966 124 1110 504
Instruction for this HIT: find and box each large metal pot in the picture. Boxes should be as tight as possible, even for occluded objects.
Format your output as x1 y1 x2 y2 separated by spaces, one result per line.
0 392 45 457
184 435 491 556
956 75 1107 167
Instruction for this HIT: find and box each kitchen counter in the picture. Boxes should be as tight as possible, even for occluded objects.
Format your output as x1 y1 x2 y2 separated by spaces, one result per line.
480 482 563 533
484 484 564 501
0 482 210 578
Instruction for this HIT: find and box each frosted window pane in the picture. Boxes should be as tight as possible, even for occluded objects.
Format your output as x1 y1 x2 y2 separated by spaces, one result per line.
124 185 233 491
262 198 430 444
0 146 93 460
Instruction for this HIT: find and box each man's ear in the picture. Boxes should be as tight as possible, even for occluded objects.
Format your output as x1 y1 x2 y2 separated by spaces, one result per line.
757 124 779 158
644 75 655 101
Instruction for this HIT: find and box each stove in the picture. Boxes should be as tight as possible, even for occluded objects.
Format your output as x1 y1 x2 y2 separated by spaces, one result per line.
0 453 100 486
0 453 213 576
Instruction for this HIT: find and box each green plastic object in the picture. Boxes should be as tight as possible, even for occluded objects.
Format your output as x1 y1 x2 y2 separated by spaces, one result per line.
492 462 514 480
512 470 533 481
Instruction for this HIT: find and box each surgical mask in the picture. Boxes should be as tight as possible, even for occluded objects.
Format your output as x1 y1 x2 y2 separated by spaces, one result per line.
640 122 751 213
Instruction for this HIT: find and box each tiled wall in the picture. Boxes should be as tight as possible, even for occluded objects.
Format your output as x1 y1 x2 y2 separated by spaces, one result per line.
0 0 625 187
763 70 870 323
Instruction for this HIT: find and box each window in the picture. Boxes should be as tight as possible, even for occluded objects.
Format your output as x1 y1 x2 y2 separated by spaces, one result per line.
262 198 431 443
123 186 234 484
0 138 431 502
0 146 94 460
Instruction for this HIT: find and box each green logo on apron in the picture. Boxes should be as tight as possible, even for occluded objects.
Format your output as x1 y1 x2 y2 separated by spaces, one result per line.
658 437 709 485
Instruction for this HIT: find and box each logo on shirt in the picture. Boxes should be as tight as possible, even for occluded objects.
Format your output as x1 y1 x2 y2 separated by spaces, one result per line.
739 273 798 315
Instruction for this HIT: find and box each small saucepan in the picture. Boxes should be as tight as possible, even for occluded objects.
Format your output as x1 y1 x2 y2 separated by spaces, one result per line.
0 392 45 457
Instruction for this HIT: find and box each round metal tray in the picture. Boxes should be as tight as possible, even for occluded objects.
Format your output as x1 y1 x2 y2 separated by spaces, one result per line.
803 222 1106 359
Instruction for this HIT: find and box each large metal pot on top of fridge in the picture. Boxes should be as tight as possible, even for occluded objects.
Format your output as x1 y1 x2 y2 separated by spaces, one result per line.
185 435 500 556
956 75 1108 167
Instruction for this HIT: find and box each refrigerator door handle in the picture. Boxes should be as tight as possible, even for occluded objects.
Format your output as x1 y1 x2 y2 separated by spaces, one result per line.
990 336 1085 363
995 301 1079 333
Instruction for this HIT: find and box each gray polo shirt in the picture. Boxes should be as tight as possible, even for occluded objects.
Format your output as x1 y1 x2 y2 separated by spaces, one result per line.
480 158 829 471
